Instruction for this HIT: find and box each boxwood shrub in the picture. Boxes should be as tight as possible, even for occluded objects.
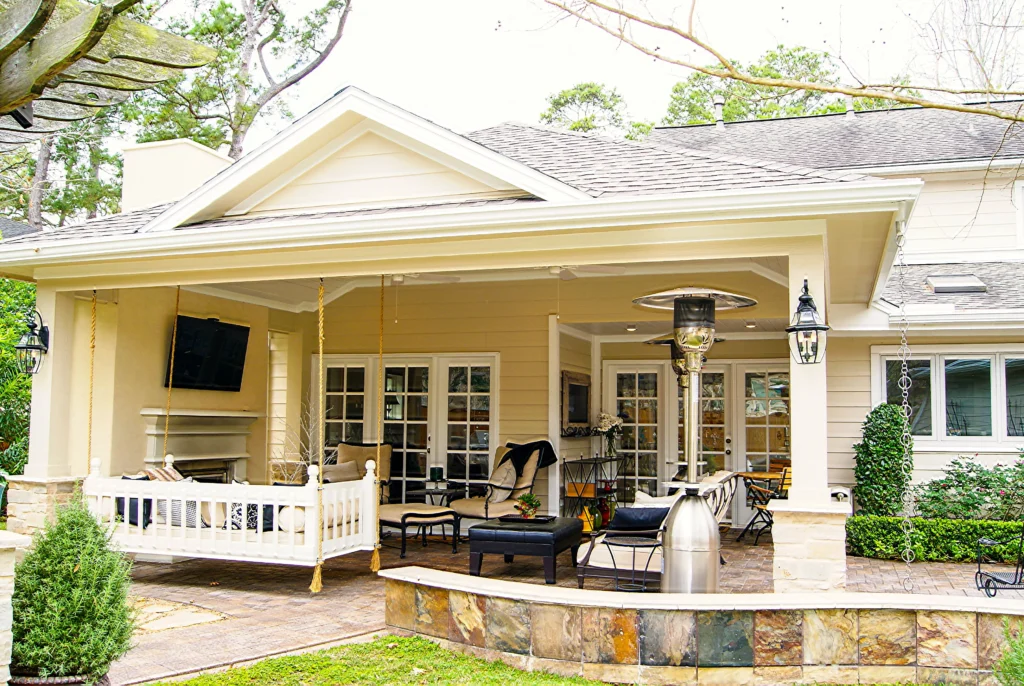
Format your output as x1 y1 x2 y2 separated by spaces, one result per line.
847 515 1024 563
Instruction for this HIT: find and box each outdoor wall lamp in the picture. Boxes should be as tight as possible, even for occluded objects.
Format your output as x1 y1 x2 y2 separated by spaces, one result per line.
786 279 830 365
15 310 49 375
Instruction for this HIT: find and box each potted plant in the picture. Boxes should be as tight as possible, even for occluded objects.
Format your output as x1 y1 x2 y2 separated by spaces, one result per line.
11 493 135 685
514 493 542 519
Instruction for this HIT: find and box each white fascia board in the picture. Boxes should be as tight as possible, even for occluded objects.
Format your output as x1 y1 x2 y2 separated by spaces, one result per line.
141 88 588 233
0 178 923 269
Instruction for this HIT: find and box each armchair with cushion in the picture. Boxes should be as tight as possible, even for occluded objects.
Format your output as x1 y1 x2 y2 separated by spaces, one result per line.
334 442 393 503
449 441 557 521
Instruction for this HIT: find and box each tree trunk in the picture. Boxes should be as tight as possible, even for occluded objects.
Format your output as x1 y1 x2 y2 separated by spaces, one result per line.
28 136 52 230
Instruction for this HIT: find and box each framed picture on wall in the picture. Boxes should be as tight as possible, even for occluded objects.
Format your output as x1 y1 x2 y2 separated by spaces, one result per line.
562 371 591 431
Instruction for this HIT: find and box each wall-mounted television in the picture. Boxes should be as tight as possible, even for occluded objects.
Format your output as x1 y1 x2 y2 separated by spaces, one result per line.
165 315 250 392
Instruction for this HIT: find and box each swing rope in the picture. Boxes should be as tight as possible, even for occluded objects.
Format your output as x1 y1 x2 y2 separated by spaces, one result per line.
369 275 384 573
310 279 326 593
86 291 97 466
163 286 181 460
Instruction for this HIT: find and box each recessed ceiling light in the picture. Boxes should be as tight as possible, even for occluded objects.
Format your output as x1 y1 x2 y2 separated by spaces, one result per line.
745 321 756 329
625 324 637 332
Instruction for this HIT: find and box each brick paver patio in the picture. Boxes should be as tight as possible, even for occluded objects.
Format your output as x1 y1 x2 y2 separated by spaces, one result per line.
109 530 1021 684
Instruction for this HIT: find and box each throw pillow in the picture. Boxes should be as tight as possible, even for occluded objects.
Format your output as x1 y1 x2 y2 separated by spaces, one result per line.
607 506 669 537
323 461 360 483
486 459 517 503
168 479 209 529
633 491 682 508
116 475 153 528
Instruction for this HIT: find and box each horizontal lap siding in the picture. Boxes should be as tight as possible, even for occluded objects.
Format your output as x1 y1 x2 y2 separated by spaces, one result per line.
826 338 872 487
322 282 553 509
903 174 1019 256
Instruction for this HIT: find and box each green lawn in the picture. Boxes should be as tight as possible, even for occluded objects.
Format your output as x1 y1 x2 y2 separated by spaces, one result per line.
160 636 917 686
161 636 602 685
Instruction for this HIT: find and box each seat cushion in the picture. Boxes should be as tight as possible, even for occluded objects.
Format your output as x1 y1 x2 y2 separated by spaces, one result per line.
323 461 360 483
379 503 457 526
450 497 518 519
584 533 664 572
486 460 517 503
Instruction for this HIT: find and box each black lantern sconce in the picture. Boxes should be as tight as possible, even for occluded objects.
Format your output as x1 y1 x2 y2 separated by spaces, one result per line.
786 279 829 364
14 310 49 375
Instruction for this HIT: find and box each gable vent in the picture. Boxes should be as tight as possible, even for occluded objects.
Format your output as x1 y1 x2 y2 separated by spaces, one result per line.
926 274 987 293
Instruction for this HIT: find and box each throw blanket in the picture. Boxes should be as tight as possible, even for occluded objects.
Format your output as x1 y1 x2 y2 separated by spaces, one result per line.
499 440 558 476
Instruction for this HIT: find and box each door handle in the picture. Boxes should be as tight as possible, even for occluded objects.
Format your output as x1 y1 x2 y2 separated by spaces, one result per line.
725 449 732 456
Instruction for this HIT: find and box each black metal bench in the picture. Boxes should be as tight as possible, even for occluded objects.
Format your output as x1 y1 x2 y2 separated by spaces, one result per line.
975 529 1024 597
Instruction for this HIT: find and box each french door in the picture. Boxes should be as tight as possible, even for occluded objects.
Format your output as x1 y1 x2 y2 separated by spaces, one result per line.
675 366 732 482
608 365 662 501
318 354 499 503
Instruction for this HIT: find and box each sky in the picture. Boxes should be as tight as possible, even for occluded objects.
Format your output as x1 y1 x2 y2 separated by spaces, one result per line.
216 0 938 148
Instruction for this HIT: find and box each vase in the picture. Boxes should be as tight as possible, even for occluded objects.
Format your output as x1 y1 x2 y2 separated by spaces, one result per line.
606 434 617 457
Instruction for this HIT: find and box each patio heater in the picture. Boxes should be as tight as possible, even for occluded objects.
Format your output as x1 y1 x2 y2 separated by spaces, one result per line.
634 288 757 593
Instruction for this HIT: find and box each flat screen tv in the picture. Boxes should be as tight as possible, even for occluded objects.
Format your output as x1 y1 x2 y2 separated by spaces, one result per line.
165 315 249 392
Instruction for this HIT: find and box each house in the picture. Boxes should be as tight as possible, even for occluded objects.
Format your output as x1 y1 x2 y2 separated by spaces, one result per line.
0 86 957 591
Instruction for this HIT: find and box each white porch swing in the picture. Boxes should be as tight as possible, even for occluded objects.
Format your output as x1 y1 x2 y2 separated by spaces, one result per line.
83 279 386 587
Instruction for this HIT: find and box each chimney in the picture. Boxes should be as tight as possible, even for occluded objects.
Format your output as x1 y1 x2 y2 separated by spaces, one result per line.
712 94 725 129
844 95 856 120
120 139 233 212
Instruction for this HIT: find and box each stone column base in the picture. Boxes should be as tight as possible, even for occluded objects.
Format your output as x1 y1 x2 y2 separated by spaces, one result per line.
6 475 83 536
769 501 851 593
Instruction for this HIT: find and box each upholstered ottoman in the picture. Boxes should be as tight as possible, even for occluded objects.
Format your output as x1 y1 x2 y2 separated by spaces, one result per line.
379 503 460 558
468 517 583 584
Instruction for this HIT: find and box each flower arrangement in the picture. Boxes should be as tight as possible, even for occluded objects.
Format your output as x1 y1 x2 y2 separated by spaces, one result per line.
596 412 624 456
514 493 542 519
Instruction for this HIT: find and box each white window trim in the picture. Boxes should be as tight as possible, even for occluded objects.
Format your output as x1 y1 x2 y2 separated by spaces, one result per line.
310 353 501 481
871 344 1024 453
1015 179 1024 248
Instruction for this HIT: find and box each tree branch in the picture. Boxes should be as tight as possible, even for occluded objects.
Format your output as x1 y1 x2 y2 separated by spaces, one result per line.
544 0 1024 123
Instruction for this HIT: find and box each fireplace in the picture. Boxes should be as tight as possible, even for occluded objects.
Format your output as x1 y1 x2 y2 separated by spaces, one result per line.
140 408 262 482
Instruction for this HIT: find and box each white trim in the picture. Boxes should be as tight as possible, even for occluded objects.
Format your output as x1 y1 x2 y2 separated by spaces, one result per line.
547 314 560 514
1016 179 1024 248
558 324 594 343
120 138 235 162
848 158 1024 175
905 249 1024 265
0 179 923 270
142 87 589 233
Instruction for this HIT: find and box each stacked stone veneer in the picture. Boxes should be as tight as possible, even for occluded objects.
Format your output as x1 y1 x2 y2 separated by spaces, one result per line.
771 508 849 593
382 569 1023 685
5 476 81 536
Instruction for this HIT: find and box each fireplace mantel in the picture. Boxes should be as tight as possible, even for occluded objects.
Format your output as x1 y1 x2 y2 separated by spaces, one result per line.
140 408 263 481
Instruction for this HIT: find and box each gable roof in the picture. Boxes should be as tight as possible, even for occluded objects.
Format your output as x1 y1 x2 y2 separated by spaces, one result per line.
467 123 871 197
140 86 589 233
649 102 1024 171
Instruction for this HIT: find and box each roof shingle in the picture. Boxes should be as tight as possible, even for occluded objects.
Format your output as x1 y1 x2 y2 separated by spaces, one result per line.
882 262 1024 311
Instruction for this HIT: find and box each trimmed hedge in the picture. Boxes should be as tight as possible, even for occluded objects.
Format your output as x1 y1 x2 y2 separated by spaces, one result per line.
846 515 1024 563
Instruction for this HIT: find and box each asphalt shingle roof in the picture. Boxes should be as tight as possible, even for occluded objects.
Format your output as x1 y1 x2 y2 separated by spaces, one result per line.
466 123 870 197
881 262 1024 311
0 217 40 240
649 102 1024 170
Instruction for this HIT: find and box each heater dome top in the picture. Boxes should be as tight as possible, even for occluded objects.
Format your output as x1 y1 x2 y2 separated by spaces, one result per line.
632 288 758 311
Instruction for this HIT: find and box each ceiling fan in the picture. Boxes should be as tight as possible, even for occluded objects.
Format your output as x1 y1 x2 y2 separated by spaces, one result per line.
548 265 626 281
390 273 461 285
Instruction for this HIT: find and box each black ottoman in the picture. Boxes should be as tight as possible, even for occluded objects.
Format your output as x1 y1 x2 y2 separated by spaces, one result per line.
468 517 584 584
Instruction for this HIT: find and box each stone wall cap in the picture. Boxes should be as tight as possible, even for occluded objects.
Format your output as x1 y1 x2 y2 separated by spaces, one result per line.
0 530 32 548
379 566 1024 614
7 475 83 485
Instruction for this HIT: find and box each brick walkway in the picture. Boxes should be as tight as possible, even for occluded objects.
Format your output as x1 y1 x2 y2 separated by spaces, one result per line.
109 530 1022 684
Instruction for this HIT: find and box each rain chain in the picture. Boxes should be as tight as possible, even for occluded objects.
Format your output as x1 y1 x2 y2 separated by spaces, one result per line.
895 220 915 592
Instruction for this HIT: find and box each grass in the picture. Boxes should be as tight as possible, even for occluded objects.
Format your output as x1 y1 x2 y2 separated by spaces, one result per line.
160 636 921 686
160 636 602 685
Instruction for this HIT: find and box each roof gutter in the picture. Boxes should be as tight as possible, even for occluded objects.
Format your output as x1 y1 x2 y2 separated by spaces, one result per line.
839 158 1024 176
0 178 923 269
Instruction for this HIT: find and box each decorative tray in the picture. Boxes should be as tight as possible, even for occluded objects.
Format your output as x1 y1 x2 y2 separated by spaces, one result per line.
498 515 556 524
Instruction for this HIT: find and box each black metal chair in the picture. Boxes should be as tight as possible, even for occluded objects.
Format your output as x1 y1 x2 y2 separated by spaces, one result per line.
736 469 790 545
976 529 1024 597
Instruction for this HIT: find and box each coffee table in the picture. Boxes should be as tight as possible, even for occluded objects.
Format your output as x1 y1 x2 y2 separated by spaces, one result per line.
468 517 583 584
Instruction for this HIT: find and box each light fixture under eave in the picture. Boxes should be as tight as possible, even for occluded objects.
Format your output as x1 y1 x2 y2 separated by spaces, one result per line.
15 310 49 375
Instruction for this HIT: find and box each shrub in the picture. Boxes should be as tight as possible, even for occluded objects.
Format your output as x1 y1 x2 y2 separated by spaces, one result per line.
914 456 1024 521
846 514 1023 563
12 493 135 680
995 617 1024 686
853 403 912 516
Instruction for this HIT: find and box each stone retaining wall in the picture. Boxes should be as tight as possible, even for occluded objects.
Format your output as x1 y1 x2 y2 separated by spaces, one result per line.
6 476 81 536
381 567 1024 685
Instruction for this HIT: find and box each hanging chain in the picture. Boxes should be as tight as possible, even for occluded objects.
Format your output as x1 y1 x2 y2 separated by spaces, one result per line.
895 221 915 592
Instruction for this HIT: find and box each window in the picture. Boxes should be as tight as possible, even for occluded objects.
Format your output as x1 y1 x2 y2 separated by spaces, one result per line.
878 349 1024 447
884 359 932 436
384 365 430 503
743 371 790 473
446 365 493 489
677 371 726 479
324 364 366 449
616 370 659 501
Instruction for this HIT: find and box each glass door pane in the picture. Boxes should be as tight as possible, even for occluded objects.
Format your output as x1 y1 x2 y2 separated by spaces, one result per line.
324 364 366 461
743 371 790 474
676 370 727 480
447 364 493 497
384 364 430 503
616 370 659 501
